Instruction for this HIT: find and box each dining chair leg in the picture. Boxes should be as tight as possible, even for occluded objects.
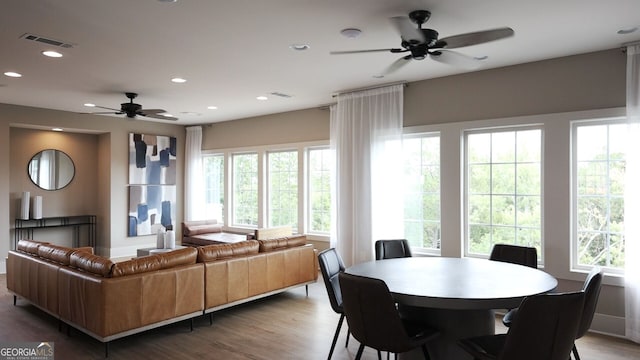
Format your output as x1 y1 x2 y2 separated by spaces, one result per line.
355 344 365 360
421 344 431 360
572 344 581 360
377 350 382 360
345 329 350 347
327 314 345 359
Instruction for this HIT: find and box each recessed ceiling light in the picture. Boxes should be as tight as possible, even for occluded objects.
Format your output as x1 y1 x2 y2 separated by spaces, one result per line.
42 50 63 58
84 103 96 107
372 75 384 79
340 28 362 39
256 96 268 101
162 113 175 117
474 55 489 61
289 44 310 51
618 27 638 35
158 0 177 2
207 106 218 110
52 128 63 132
4 71 22 78
171 77 187 83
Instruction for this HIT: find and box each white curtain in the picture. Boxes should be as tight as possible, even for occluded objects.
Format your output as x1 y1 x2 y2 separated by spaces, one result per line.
184 126 205 221
625 43 640 343
330 84 404 267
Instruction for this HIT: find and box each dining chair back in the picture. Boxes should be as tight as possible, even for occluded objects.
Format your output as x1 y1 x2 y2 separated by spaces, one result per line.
317 248 350 359
338 272 438 360
459 291 585 360
489 244 537 268
375 239 413 260
572 266 604 360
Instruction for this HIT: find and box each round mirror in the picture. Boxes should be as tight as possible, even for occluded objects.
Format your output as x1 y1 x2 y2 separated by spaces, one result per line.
27 149 75 190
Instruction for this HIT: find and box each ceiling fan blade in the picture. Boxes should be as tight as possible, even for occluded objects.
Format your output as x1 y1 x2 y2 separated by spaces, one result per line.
429 49 482 69
383 56 413 75
438 27 514 49
389 16 425 44
88 111 122 115
330 48 398 55
139 109 168 115
141 113 179 121
93 105 122 112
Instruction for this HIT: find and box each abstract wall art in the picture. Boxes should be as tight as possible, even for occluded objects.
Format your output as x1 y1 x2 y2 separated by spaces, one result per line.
128 185 176 237
129 133 177 185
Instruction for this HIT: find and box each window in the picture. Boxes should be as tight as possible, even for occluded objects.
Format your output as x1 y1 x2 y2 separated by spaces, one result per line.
573 120 626 271
307 147 331 234
202 153 224 221
465 128 542 258
267 150 298 230
232 153 258 226
402 134 441 251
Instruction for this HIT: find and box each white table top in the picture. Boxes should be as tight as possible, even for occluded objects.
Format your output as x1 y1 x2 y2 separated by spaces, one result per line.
345 257 558 310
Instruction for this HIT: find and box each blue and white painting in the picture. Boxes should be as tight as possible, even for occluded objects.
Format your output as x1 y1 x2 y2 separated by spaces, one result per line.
129 133 177 185
128 185 176 237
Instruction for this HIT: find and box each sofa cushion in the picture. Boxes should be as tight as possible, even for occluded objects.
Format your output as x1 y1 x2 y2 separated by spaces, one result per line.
37 244 76 265
197 240 260 262
17 239 49 255
70 252 115 277
258 235 307 252
184 224 223 236
112 256 162 277
157 247 198 269
254 226 292 240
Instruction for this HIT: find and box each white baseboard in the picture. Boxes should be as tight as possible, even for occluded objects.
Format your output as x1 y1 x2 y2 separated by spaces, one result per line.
591 313 626 338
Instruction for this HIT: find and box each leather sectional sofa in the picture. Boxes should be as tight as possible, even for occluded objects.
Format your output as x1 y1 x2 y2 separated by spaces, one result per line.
6 236 318 353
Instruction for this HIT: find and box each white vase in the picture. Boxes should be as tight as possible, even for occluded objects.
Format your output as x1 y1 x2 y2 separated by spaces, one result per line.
156 228 165 249
164 230 175 249
32 196 43 219
19 192 30 220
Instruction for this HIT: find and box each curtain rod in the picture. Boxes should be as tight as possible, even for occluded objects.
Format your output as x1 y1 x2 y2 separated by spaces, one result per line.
331 81 408 98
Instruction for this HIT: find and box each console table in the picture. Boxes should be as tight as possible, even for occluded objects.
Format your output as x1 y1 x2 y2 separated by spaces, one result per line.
14 215 97 250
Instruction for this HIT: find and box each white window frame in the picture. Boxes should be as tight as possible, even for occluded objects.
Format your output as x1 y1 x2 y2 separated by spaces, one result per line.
402 132 442 256
570 117 627 275
305 145 332 236
266 148 299 231
463 125 544 263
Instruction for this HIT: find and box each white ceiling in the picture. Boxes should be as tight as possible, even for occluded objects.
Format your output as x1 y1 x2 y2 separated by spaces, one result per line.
2 0 640 125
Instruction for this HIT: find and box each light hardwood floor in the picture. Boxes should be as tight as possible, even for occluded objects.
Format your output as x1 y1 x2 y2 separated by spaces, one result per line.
1 273 638 359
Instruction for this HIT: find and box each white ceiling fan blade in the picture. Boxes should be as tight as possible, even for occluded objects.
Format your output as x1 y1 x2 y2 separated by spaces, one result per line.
389 16 425 44
438 27 514 49
383 56 412 75
429 50 482 69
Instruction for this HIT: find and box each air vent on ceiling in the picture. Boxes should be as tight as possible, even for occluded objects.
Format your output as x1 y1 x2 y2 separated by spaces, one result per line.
20 33 75 48
269 92 293 98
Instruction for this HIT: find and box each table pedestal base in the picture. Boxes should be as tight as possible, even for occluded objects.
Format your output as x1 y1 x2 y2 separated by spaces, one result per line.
400 307 496 360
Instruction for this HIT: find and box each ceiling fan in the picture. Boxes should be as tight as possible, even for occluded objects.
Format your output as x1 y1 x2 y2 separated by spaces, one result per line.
330 10 514 75
89 92 178 121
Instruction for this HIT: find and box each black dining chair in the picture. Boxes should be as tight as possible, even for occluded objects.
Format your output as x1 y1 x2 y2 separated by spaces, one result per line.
502 266 604 360
458 291 585 360
338 272 439 360
489 243 538 268
317 248 351 360
375 239 413 260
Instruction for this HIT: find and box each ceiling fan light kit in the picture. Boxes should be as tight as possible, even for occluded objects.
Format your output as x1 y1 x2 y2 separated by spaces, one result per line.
330 9 514 75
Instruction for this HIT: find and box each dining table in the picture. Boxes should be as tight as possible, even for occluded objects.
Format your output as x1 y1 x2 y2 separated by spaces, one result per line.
345 256 558 360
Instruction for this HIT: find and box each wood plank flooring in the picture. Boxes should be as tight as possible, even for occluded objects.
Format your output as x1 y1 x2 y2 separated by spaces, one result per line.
1 274 638 359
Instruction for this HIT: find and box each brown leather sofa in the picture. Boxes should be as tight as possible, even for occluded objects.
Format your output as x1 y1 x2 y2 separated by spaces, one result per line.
197 236 318 313
7 235 318 351
7 240 203 348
